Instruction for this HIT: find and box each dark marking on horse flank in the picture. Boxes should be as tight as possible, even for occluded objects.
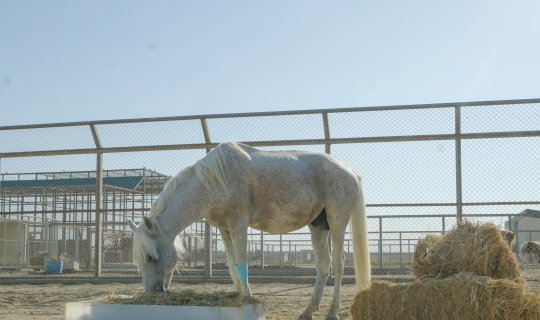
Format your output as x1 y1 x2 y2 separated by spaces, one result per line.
311 208 330 230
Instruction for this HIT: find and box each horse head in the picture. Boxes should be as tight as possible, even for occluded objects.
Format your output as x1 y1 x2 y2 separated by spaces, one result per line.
129 217 183 293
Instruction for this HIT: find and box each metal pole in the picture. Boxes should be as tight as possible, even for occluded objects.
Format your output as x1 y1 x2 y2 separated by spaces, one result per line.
378 217 383 269
322 112 333 275
389 244 392 266
187 237 192 268
322 112 331 154
260 230 264 271
279 234 283 267
91 124 104 277
75 226 80 263
399 232 402 269
16 223 22 271
201 118 213 278
294 245 297 266
455 106 463 223
204 221 212 278
94 152 103 277
408 239 411 265
288 240 291 266
442 216 446 234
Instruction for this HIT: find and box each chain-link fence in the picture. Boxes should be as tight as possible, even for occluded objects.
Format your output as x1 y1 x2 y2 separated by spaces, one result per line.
1 98 539 278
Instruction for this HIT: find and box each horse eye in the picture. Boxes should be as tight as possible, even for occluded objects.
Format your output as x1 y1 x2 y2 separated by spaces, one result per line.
147 255 157 262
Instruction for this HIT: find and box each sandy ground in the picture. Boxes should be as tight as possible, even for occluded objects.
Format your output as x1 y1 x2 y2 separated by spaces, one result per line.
0 268 539 320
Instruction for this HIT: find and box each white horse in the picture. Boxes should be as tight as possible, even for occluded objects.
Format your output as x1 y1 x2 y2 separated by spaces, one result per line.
520 241 540 265
129 142 371 320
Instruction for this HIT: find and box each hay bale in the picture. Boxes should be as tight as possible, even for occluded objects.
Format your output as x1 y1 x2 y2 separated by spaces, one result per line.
350 272 540 320
412 221 522 282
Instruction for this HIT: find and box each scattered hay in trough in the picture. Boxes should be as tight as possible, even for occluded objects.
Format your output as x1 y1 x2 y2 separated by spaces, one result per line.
350 272 540 320
412 221 523 282
103 289 260 307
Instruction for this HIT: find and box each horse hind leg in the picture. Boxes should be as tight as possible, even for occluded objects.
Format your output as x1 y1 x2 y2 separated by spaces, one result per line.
326 221 347 320
298 224 331 320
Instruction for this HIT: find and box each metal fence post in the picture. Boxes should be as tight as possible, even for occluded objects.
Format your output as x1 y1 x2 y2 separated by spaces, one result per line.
279 234 283 267
16 222 22 271
201 118 213 278
408 239 412 264
260 230 264 271
94 152 103 276
75 226 80 263
204 221 212 278
399 232 402 269
442 216 446 234
378 217 383 269
455 106 463 223
91 124 103 277
322 112 333 276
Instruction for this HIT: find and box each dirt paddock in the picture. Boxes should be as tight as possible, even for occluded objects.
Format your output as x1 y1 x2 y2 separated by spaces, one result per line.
0 268 539 320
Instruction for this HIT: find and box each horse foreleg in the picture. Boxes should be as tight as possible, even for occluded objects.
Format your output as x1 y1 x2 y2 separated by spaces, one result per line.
299 224 330 320
219 228 242 293
228 221 252 297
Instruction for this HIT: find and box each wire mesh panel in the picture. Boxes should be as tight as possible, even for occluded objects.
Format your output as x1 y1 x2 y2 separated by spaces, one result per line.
97 120 204 148
208 114 324 142
329 107 455 138
0 126 95 153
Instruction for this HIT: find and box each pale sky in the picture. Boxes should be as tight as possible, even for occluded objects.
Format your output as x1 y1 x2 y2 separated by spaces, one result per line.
1 1 539 125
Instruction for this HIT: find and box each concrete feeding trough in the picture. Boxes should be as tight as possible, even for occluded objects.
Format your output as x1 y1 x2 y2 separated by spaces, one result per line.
65 294 266 320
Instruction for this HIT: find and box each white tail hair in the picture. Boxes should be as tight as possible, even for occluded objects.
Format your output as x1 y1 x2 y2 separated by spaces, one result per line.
351 177 371 291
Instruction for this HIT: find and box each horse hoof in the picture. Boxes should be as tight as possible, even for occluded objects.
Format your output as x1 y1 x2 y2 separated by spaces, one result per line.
325 315 339 320
297 311 313 320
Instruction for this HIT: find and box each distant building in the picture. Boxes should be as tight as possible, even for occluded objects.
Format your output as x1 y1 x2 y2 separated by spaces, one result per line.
505 209 540 252
0 168 170 269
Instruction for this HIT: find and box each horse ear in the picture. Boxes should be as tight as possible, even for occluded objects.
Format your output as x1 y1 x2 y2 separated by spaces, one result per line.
128 220 139 232
143 216 156 234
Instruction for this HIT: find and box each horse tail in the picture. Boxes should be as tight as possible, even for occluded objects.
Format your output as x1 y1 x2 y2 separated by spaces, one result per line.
351 176 371 291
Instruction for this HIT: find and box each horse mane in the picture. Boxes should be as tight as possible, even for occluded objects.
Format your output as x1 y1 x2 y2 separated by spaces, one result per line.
193 144 232 192
151 170 189 217
133 143 248 266
151 143 246 217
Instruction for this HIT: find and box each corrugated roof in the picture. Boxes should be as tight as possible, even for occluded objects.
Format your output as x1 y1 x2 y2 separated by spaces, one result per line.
520 209 540 217
0 176 144 190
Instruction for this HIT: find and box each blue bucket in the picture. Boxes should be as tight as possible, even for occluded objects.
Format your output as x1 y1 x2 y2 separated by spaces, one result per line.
44 259 63 274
